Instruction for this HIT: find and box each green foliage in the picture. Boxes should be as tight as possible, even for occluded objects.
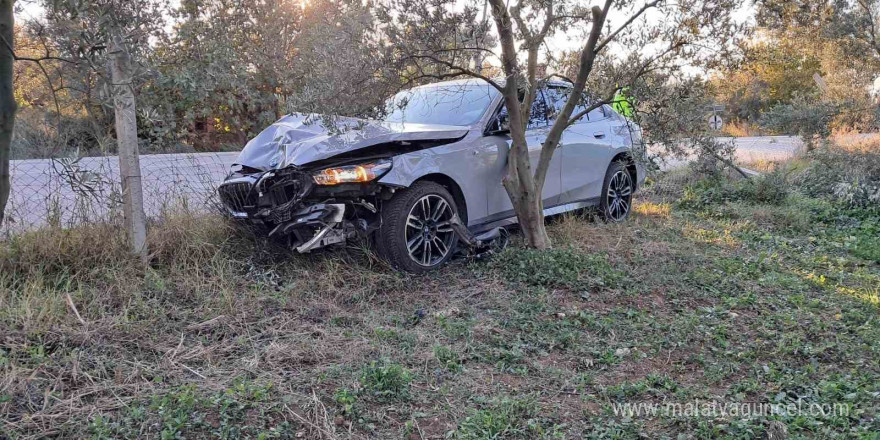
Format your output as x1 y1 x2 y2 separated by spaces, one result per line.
359 361 412 402
493 247 626 290
759 96 839 147
629 74 739 176
791 146 880 208
17 0 399 157
455 396 562 440
713 39 822 123
334 388 359 418
88 380 290 440
713 0 880 132
679 173 790 210
434 345 463 373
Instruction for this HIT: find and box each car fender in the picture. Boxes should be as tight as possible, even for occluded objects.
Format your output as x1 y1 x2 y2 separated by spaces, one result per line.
378 146 486 224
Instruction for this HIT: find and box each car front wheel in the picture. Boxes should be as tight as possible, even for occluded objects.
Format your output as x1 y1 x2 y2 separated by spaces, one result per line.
599 161 634 222
376 181 459 272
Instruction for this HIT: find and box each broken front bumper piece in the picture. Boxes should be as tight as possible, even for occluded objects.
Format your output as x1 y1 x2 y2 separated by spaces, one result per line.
448 213 510 258
266 203 349 253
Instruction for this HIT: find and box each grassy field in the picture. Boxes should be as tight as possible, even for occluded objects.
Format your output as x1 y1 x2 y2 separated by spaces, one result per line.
1 149 878 439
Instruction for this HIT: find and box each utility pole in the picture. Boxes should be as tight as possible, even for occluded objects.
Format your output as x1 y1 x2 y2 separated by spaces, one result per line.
109 32 148 260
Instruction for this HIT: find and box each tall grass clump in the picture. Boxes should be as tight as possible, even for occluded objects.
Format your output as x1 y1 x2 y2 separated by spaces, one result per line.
0 214 261 333
678 171 790 210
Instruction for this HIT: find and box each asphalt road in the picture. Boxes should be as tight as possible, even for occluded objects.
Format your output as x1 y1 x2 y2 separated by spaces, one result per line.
1 136 806 235
654 135 804 171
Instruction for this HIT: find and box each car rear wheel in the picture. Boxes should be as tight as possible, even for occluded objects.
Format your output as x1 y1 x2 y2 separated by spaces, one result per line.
599 161 633 222
376 181 459 272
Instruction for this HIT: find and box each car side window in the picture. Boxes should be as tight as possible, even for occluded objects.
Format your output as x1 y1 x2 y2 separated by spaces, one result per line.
588 104 608 121
527 89 550 129
545 86 571 115
545 85 597 123
495 90 551 130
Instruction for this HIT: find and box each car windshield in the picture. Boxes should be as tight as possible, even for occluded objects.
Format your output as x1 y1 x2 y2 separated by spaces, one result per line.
383 83 498 126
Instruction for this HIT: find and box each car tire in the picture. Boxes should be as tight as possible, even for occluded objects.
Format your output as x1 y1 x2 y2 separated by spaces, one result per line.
375 181 460 272
599 161 634 223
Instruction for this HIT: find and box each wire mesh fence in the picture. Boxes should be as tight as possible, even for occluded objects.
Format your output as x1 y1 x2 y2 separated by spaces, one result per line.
1 152 239 238
1 135 812 239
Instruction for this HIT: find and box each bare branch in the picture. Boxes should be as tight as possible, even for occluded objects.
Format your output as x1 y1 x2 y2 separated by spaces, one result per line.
594 0 661 54
0 32 76 65
1 32 68 131
398 54 504 91
567 90 619 125
546 73 574 84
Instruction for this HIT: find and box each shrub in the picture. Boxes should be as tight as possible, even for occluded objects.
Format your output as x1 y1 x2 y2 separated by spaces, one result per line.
790 146 880 208
760 96 837 150
734 172 790 205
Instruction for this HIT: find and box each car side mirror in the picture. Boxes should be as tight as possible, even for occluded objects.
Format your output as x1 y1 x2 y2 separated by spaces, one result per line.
486 113 510 135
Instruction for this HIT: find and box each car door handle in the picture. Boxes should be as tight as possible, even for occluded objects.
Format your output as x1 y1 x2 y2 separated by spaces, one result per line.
593 131 605 139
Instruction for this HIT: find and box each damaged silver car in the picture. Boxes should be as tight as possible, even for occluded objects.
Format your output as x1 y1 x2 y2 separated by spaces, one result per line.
218 79 645 272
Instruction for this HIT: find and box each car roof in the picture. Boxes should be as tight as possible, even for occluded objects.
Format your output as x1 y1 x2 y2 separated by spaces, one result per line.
410 77 574 90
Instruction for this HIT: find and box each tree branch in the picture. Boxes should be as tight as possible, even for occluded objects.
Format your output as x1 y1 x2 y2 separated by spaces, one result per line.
567 90 619 125
856 0 880 58
398 54 504 91
0 32 67 130
533 0 612 193
0 32 76 65
594 0 661 54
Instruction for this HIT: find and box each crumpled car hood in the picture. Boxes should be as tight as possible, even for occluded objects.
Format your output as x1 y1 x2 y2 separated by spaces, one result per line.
234 114 470 171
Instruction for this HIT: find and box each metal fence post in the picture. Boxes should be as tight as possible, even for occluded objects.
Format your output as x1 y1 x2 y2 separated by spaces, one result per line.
109 33 148 260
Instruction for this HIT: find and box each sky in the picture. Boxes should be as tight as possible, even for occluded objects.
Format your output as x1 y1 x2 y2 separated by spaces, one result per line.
14 0 758 76
14 0 758 42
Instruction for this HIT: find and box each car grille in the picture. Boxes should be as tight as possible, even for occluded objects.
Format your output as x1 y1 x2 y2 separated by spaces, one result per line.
219 181 255 213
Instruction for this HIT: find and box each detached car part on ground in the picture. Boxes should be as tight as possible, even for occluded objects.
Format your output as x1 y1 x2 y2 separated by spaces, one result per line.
219 79 646 272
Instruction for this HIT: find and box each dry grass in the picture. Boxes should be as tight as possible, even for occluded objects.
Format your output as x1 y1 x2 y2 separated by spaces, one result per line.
720 120 766 137
831 129 880 153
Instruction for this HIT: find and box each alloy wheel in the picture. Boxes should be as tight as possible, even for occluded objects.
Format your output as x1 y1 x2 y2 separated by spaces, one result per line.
405 194 456 266
605 170 632 221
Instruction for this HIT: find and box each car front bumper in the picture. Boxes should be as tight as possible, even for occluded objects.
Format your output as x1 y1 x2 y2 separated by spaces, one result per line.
217 169 380 252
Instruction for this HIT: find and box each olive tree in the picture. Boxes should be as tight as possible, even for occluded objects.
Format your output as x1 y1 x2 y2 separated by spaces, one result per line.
0 0 12 227
381 0 743 248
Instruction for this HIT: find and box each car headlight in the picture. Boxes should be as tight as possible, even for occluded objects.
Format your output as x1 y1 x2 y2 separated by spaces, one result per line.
312 159 392 186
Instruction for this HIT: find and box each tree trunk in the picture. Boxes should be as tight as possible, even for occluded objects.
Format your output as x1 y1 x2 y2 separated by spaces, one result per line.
500 85 551 249
0 0 15 228
488 0 610 249
488 0 551 249
109 33 148 260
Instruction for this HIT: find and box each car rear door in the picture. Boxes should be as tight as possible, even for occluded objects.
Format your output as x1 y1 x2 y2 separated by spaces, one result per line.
486 90 563 219
545 86 615 204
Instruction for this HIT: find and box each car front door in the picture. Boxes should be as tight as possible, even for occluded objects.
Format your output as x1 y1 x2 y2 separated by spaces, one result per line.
485 90 563 221
545 86 615 204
